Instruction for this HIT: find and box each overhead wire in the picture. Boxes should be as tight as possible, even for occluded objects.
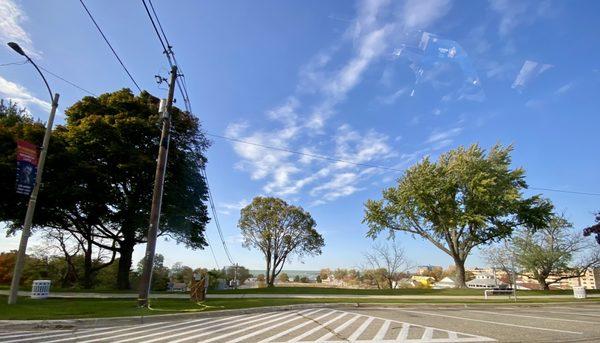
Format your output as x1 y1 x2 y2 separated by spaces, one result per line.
140 0 234 267
78 0 142 92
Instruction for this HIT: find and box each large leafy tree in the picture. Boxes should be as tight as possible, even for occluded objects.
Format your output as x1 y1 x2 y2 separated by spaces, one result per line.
513 216 600 290
238 197 324 287
363 144 553 287
0 90 211 289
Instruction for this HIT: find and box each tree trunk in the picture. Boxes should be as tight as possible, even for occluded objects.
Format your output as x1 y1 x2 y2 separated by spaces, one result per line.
453 257 468 288
117 242 134 290
537 276 550 290
82 241 94 289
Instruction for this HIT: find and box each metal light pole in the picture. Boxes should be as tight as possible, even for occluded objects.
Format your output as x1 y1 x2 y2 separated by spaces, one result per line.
7 42 60 305
137 65 178 308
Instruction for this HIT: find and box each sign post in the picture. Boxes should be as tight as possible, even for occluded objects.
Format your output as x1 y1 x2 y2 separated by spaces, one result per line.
16 140 39 196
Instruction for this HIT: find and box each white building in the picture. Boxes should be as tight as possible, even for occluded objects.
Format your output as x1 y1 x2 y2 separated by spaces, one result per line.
466 273 503 289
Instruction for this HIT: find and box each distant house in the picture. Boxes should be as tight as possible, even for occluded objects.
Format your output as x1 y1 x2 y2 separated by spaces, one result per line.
410 275 435 287
466 273 503 289
433 276 456 289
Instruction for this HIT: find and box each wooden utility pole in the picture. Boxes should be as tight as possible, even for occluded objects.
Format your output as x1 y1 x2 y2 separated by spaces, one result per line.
138 65 177 307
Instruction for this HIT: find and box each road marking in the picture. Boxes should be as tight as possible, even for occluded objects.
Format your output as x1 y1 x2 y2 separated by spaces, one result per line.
315 313 362 342
467 309 598 324
373 320 391 341
256 310 336 343
395 322 410 341
0 330 77 340
288 312 348 342
196 310 308 343
347 316 374 342
421 327 434 340
144 311 280 343
394 309 583 335
97 317 214 343
228 309 322 343
2 324 139 343
528 309 600 318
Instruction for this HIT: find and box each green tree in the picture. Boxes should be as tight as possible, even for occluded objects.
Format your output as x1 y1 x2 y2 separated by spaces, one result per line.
135 254 170 291
278 272 290 283
0 91 212 289
363 144 553 287
583 212 600 245
224 265 251 285
514 215 600 290
239 197 324 287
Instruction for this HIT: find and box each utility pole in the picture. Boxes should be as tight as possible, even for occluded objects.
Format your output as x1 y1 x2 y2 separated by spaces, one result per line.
138 65 177 307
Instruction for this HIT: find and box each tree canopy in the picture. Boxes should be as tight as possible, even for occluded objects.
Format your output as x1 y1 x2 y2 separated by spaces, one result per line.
0 90 211 289
238 196 324 287
363 143 553 287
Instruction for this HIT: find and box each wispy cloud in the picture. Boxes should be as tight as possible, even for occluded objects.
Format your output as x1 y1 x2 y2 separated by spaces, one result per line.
0 76 51 112
218 199 250 216
489 0 557 37
555 82 574 95
225 0 455 205
511 60 553 91
0 0 38 57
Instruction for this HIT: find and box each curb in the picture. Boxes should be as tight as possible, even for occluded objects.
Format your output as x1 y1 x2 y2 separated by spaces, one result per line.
1 300 596 331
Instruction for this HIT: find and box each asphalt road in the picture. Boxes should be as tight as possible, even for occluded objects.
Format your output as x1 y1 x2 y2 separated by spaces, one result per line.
1 303 599 342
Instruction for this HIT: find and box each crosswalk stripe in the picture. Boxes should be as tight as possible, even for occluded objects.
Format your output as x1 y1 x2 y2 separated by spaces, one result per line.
86 317 213 343
169 310 295 343
1 324 134 343
421 327 433 340
0 330 76 340
227 309 322 343
43 322 170 343
347 316 374 342
396 323 410 342
315 314 362 342
373 320 391 341
200 310 310 343
256 310 337 343
141 312 272 343
288 312 348 343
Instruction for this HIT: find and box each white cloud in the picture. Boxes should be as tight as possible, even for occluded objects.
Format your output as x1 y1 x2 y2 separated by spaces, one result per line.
0 0 37 57
0 75 51 112
489 0 556 37
426 127 463 144
511 60 553 91
401 0 453 29
218 199 250 215
555 82 574 95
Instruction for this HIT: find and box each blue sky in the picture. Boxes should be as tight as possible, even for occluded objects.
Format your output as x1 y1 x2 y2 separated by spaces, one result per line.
1 0 599 272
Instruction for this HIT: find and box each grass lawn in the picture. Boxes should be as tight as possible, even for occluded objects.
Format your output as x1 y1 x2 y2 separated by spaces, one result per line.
1 295 599 320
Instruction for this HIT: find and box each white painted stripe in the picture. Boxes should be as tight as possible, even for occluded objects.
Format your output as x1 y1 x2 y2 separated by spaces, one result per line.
169 311 295 343
421 327 434 340
373 320 391 341
467 309 598 324
524 309 600 318
0 330 75 340
92 317 213 343
256 309 336 343
44 322 170 343
396 322 410 342
2 324 137 343
228 309 322 343
143 312 271 343
315 314 362 342
347 316 374 342
288 312 347 343
201 310 308 343
395 309 583 335
448 330 459 340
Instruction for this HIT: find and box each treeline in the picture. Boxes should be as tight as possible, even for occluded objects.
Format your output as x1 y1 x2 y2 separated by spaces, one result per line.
0 250 251 291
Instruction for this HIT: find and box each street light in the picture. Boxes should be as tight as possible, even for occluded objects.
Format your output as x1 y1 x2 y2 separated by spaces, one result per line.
7 42 60 305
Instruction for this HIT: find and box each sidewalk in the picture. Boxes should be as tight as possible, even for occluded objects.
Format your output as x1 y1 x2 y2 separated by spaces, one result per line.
1 289 598 300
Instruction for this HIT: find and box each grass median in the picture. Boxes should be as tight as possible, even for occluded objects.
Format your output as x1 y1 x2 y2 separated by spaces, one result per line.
1 295 599 320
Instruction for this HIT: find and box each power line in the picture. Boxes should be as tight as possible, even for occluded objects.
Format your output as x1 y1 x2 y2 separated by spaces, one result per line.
204 235 220 270
78 0 142 92
201 167 236 265
0 60 28 67
38 65 97 97
528 187 600 197
206 133 600 197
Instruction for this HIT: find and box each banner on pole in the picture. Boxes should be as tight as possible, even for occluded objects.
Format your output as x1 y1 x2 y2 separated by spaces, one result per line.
16 140 38 196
